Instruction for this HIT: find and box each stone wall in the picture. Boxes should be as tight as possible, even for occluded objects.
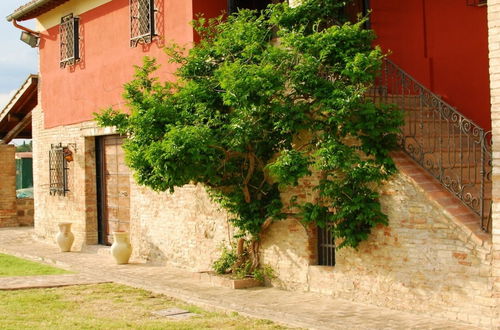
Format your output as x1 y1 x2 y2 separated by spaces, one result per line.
32 105 230 266
32 105 497 326
32 105 100 249
260 161 496 328
130 183 232 270
16 198 34 226
0 144 17 228
488 0 500 325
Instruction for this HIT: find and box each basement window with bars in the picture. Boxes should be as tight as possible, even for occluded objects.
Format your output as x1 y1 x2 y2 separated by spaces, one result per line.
49 144 69 196
317 225 335 266
130 0 156 47
60 14 80 68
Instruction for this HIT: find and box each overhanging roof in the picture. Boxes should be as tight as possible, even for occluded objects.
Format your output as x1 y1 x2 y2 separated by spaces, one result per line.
6 0 70 22
0 75 38 143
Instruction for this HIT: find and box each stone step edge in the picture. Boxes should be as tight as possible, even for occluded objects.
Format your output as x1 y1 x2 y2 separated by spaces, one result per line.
389 151 492 252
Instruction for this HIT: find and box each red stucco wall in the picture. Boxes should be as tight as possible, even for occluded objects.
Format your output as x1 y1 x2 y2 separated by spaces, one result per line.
371 0 490 130
40 0 227 128
192 0 228 42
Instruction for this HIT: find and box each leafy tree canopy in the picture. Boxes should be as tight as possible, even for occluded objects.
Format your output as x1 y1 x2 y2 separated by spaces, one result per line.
95 0 403 254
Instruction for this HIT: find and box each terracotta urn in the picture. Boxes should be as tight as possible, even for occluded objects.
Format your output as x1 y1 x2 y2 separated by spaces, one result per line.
111 232 132 264
56 222 74 252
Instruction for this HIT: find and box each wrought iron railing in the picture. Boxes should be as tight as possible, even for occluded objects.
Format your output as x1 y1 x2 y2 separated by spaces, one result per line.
367 59 492 232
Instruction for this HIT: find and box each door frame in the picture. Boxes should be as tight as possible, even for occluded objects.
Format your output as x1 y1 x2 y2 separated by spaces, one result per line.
95 136 108 245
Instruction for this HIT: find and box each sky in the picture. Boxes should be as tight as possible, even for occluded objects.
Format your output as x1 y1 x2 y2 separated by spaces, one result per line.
0 1 38 109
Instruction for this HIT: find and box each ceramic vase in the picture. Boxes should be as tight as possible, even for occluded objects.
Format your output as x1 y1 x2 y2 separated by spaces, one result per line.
56 222 74 252
111 232 132 264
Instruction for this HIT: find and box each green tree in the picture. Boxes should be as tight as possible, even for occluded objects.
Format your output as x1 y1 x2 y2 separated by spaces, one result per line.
95 0 402 271
15 140 32 152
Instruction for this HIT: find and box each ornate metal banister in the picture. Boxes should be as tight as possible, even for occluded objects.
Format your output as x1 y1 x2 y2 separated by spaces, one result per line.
368 59 492 232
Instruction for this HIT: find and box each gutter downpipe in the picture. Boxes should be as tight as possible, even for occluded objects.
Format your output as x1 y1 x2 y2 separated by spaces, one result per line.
12 19 39 36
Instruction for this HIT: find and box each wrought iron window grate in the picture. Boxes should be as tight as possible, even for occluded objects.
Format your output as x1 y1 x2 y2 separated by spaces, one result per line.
49 143 69 196
130 0 156 47
60 14 80 68
317 225 335 266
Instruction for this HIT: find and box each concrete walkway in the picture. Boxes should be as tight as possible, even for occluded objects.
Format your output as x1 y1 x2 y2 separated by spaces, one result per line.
0 227 484 330
0 273 108 290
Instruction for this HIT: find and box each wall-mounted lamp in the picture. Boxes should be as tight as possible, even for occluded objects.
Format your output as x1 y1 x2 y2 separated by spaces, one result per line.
63 147 73 162
62 143 77 162
20 31 39 48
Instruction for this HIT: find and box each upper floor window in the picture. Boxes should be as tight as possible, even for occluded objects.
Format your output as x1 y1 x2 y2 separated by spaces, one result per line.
130 0 156 47
60 14 80 68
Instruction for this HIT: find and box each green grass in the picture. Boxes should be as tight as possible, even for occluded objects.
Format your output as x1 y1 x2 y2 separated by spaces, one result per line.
0 253 71 277
0 283 289 329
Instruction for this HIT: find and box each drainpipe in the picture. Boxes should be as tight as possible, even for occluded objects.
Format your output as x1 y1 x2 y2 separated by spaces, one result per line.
12 19 39 37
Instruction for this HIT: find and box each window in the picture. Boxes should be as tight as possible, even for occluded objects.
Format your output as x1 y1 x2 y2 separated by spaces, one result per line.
49 144 69 196
317 225 335 266
130 0 156 47
59 14 80 68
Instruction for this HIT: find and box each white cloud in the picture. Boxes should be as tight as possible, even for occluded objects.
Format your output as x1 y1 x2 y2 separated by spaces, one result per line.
0 90 17 110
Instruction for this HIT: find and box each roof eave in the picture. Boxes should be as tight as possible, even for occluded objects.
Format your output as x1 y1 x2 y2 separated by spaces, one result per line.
6 0 68 22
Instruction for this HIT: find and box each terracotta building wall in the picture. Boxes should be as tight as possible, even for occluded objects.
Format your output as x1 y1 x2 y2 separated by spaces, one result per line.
371 0 491 130
38 0 195 128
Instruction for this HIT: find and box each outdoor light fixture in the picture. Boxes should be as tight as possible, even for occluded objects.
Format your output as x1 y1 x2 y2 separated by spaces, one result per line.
20 31 39 48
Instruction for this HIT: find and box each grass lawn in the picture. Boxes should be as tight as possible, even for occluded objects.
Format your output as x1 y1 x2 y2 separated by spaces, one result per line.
0 283 289 329
0 253 71 277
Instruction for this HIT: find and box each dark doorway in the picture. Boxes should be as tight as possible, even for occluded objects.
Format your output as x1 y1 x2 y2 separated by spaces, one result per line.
96 135 131 245
345 0 370 25
228 0 279 13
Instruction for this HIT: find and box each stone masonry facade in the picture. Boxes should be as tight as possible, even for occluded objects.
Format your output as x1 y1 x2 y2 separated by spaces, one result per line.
16 198 34 226
33 88 499 327
32 103 231 269
0 144 34 227
261 154 496 327
0 144 17 228
28 1 500 324
488 0 500 326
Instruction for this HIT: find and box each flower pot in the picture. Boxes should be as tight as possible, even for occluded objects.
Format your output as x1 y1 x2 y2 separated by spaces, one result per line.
56 222 74 252
110 232 132 264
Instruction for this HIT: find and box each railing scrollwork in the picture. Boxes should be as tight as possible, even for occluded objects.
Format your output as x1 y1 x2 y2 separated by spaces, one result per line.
368 59 492 232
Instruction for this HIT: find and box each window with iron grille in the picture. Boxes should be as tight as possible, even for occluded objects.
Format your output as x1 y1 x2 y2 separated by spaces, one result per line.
130 0 156 47
60 14 80 68
317 225 335 266
49 144 69 196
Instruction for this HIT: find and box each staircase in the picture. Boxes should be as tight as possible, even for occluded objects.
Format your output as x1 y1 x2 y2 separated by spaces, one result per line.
368 59 492 232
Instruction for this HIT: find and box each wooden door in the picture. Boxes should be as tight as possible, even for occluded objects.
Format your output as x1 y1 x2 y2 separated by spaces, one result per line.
96 135 131 245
